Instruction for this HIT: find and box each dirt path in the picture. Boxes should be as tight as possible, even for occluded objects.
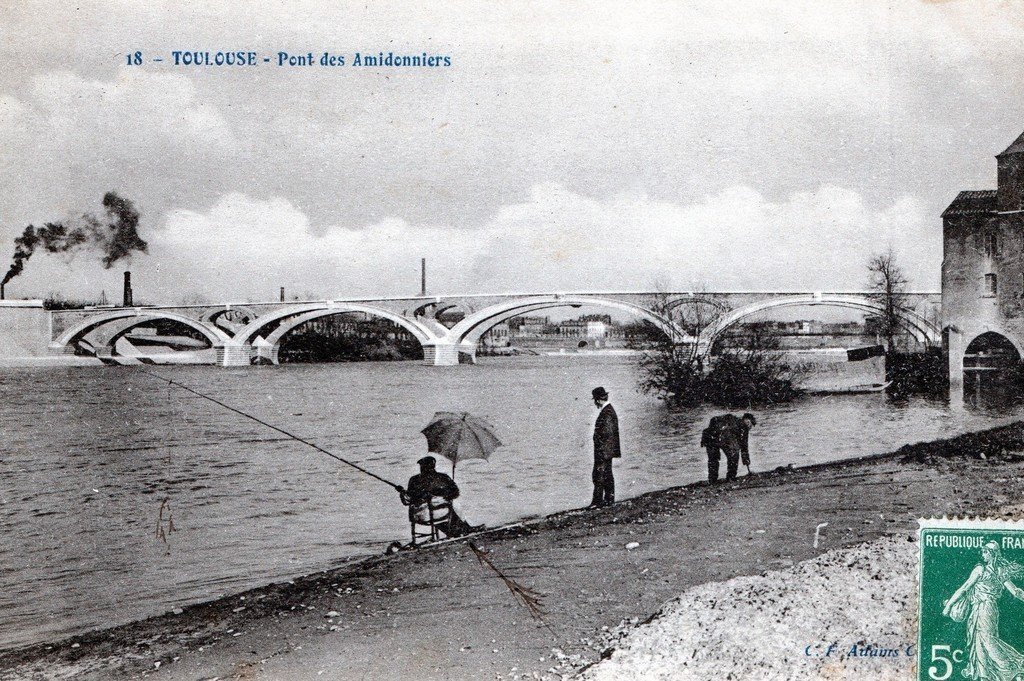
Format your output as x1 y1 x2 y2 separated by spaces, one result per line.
4 423 1024 680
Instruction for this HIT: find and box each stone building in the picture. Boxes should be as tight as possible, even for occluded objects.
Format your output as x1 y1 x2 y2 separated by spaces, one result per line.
943 130 1024 398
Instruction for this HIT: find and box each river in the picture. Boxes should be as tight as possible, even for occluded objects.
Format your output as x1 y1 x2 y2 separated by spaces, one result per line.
0 355 1021 650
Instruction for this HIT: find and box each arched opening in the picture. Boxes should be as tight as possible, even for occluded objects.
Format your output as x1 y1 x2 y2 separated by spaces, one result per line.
435 303 473 329
411 300 476 329
202 306 258 334
271 311 425 364
232 303 435 351
455 297 685 344
102 318 217 363
703 302 915 394
450 297 687 361
964 331 1023 407
52 311 229 361
700 296 940 357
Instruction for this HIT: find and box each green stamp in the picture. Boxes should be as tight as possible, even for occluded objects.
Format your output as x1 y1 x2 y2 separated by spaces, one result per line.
919 519 1024 681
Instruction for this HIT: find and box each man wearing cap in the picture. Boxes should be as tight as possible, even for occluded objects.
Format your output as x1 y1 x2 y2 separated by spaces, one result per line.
700 412 756 483
399 455 477 536
590 386 621 507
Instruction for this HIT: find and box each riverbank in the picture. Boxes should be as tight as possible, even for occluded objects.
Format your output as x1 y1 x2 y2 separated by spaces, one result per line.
4 422 1024 680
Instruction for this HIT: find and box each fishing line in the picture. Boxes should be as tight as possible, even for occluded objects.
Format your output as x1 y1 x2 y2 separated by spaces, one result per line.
133 367 404 491
133 369 557 634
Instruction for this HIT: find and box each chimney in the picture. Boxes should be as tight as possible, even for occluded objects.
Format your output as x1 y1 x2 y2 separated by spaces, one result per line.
122 271 133 307
420 258 427 297
1 282 4 300
280 286 285 302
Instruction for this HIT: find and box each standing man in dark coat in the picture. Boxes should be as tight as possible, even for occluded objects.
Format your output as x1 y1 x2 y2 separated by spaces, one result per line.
590 386 621 507
701 412 756 483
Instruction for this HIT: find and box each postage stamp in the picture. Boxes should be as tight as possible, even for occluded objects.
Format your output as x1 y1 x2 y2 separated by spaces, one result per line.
919 518 1024 681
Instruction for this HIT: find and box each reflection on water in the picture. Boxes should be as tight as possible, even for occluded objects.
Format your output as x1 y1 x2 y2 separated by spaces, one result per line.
963 370 1024 412
1 356 1023 650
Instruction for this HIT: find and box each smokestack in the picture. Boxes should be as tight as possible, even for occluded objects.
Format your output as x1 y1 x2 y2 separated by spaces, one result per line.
280 286 285 302
420 258 426 296
123 271 133 307
1 282 4 300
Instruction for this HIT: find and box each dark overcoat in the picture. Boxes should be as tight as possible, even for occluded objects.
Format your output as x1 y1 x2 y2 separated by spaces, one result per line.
593 404 621 461
700 413 750 459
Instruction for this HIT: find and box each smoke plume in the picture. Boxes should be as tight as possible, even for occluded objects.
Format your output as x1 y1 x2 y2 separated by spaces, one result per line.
2 192 148 286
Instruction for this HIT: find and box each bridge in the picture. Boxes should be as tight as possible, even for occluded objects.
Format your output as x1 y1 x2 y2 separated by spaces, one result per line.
47 290 942 366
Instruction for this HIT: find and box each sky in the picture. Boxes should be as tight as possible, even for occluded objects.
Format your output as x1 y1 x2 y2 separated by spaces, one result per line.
0 0 1022 304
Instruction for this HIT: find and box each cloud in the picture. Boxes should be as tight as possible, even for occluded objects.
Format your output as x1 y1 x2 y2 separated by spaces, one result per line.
0 0 1016 303
1 70 233 162
0 69 235 228
117 184 937 304
467 183 936 293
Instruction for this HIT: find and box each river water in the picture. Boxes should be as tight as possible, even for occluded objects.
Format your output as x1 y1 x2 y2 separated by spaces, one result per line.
1 355 1021 650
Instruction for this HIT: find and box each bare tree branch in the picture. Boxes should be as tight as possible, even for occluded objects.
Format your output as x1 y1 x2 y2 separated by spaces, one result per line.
866 248 910 349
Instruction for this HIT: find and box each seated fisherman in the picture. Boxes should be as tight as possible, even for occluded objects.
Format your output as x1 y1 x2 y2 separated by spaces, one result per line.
398 456 480 537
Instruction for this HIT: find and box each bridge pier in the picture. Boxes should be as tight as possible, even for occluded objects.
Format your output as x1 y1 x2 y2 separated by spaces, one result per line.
251 338 279 365
218 343 253 366
422 341 476 366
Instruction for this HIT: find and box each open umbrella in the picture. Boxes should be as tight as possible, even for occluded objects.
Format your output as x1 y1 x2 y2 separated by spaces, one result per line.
421 411 502 478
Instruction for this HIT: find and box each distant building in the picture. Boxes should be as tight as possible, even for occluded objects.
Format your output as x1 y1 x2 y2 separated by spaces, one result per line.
942 130 1024 396
509 316 551 337
480 321 510 347
557 319 608 339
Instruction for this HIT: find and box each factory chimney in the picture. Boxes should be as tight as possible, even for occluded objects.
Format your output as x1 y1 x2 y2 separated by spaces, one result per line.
420 258 427 296
280 286 285 302
123 271 133 307
1 282 5 300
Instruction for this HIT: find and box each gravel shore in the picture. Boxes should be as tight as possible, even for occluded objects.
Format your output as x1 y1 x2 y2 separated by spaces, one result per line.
578 534 919 680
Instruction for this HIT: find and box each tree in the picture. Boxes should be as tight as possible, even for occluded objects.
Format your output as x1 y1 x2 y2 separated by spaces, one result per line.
701 322 802 407
632 285 800 407
631 285 722 406
866 248 910 350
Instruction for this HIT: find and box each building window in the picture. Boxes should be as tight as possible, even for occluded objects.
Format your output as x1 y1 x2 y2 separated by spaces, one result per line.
985 273 998 297
986 232 999 258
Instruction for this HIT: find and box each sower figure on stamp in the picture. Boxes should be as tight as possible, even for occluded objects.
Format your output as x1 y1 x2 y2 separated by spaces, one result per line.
700 412 756 483
590 386 621 508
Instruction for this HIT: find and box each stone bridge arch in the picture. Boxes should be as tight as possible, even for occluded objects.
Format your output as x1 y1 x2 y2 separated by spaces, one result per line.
251 308 430 364
223 302 440 365
433 295 690 365
50 309 231 354
697 294 941 355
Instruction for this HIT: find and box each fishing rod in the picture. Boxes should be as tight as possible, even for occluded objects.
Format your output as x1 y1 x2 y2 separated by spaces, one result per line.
136 367 558 635
135 367 405 492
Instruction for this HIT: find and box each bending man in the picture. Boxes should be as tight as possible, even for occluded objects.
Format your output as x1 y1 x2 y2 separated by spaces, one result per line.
700 412 756 483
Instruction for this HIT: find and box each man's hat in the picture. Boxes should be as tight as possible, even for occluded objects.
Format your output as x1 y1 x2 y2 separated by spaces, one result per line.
742 412 757 425
592 386 609 400
417 455 436 468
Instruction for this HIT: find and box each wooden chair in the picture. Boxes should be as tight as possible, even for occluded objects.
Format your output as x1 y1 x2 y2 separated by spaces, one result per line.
410 497 453 546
